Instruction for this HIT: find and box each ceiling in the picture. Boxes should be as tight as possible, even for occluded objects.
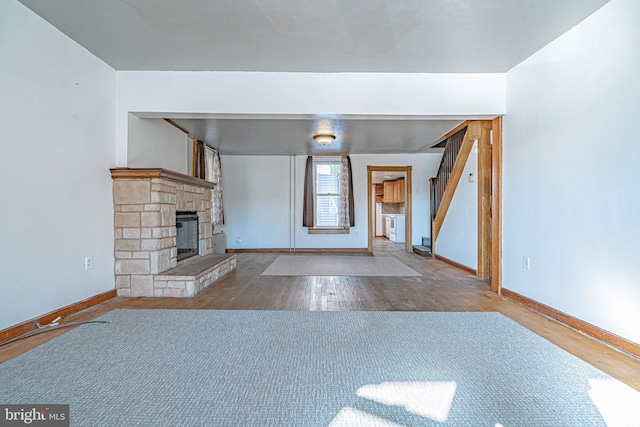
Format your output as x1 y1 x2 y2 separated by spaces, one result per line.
19 0 608 155
167 116 463 155
19 0 607 73
371 171 405 185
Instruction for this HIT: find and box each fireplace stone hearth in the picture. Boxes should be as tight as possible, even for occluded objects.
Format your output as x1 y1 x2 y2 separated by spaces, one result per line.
110 168 235 297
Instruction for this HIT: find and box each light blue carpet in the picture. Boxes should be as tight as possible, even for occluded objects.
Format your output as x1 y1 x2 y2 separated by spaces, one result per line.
1 310 639 426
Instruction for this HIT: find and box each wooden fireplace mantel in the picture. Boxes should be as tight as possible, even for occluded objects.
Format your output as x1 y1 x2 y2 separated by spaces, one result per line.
110 168 215 189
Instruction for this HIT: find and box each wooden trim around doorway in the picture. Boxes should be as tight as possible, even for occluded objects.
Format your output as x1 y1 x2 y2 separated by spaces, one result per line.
367 166 413 253
477 121 492 279
491 117 503 293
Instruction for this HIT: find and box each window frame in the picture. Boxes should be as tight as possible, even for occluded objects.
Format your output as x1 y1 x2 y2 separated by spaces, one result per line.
309 157 349 233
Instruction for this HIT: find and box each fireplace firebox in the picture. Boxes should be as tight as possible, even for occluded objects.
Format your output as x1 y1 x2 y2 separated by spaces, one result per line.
176 212 199 261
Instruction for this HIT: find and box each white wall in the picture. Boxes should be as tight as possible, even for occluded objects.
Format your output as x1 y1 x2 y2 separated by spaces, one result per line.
504 0 640 344
127 116 189 174
219 153 441 249
219 156 292 249
0 1 116 330
436 142 478 269
115 71 506 166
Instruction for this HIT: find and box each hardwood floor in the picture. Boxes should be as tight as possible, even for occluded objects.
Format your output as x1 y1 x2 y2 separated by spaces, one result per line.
2 238 640 392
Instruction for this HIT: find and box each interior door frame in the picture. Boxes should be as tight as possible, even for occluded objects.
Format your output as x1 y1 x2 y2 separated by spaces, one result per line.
367 166 413 253
490 117 503 294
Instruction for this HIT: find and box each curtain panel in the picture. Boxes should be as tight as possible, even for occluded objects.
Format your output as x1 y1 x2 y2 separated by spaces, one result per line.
338 157 351 228
195 141 224 226
211 150 224 226
302 156 314 227
195 140 206 180
347 156 355 227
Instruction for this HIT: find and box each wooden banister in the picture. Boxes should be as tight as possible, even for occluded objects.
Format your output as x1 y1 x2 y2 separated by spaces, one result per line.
431 121 483 248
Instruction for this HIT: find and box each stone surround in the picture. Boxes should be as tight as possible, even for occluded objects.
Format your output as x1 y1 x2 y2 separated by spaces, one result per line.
110 168 235 297
154 253 237 297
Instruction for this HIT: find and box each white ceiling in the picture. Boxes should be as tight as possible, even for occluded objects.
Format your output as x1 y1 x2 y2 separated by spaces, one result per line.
371 171 405 185
19 0 607 73
19 0 608 155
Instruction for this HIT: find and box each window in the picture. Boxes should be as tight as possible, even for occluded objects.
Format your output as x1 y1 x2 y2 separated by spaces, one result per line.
314 159 341 228
303 155 353 232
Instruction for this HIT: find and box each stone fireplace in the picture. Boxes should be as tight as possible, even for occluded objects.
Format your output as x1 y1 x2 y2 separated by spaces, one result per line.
110 168 236 297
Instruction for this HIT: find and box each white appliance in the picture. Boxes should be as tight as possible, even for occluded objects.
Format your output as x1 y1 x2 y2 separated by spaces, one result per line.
387 214 405 243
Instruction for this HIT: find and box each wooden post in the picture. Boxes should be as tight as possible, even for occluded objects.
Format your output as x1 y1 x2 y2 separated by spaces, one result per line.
490 117 503 293
477 121 492 279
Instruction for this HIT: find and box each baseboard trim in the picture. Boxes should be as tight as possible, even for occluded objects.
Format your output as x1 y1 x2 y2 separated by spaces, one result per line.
434 254 477 275
227 248 369 254
0 289 117 344
502 288 640 359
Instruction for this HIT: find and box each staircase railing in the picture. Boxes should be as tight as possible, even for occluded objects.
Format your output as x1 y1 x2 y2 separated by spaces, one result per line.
429 121 482 251
430 126 467 223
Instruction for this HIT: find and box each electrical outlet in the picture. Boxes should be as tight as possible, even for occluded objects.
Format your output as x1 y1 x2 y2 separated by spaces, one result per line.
85 257 93 270
522 256 530 270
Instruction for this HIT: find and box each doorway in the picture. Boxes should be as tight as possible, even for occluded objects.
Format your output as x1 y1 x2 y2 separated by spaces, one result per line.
367 166 412 253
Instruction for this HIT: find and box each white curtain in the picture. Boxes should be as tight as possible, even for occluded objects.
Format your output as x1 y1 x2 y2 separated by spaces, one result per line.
211 150 224 226
204 147 224 226
338 156 350 228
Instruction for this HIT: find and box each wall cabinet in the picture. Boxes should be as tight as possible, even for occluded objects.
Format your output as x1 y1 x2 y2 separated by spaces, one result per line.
393 179 405 203
383 181 395 203
382 178 405 203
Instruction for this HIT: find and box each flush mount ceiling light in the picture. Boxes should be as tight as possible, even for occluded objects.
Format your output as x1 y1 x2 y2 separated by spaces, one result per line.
313 133 335 146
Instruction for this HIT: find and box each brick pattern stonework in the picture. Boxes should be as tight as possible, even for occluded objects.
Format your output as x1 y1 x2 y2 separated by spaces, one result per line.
111 169 232 297
154 256 237 297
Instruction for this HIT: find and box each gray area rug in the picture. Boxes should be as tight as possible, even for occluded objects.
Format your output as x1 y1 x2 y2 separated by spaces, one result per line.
1 310 639 426
261 255 422 276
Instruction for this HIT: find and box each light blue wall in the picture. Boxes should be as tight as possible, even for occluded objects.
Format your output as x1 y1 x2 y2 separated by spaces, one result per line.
504 0 640 343
127 116 189 174
218 156 292 249
219 153 441 250
0 1 116 330
436 142 478 270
